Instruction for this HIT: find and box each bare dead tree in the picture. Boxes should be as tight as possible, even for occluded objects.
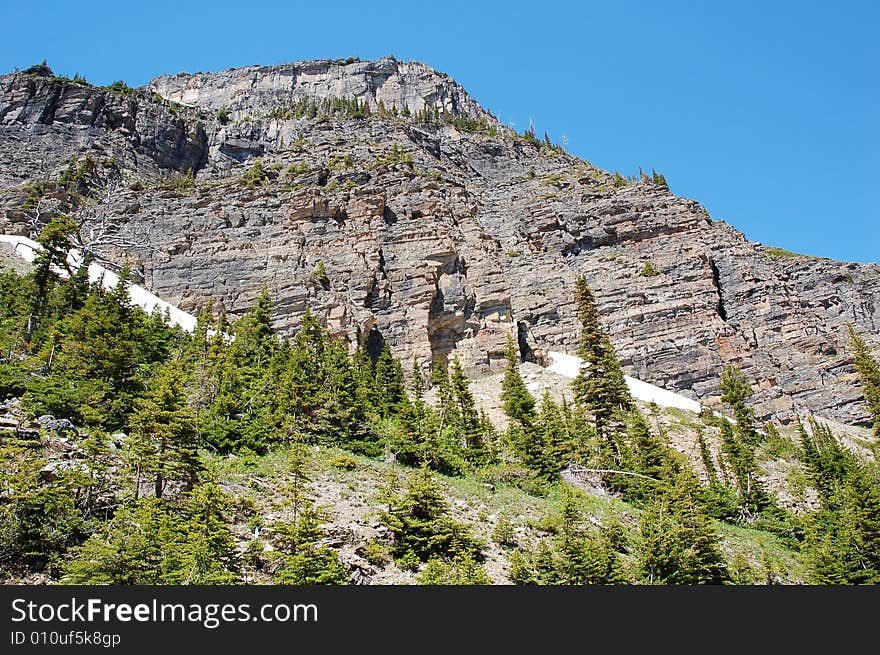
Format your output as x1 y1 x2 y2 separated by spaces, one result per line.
71 177 158 271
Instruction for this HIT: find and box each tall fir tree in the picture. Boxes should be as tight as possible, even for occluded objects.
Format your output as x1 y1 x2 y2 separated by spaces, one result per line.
720 364 759 446
375 344 405 418
638 467 730 585
571 276 631 445
128 359 201 499
500 336 536 427
847 325 880 440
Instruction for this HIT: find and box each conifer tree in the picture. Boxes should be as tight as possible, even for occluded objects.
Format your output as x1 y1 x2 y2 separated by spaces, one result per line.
375 344 405 418
129 360 201 499
571 276 631 444
449 358 486 462
379 467 481 562
554 490 623 584
638 467 730 584
500 336 536 426
719 419 770 520
720 364 759 446
535 392 573 474
617 409 667 502
847 325 880 440
352 344 377 412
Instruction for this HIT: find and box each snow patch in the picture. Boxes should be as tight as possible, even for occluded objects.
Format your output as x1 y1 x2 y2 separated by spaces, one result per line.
1 235 198 332
546 350 702 414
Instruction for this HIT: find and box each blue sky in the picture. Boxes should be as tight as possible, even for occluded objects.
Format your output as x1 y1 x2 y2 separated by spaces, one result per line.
2 1 877 263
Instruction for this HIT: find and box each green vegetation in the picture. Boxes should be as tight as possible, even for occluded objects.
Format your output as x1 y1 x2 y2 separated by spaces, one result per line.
285 161 310 178
267 96 370 121
103 80 133 96
764 246 801 259
157 167 195 192
847 325 880 440
311 260 329 287
449 115 497 136
640 261 660 277
22 60 53 77
371 145 414 169
0 242 877 586
241 158 266 188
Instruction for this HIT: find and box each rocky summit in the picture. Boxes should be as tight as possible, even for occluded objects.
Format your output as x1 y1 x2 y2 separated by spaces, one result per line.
1 56 878 428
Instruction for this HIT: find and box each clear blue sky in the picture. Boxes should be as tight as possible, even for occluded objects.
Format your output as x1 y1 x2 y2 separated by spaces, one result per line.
2 1 877 263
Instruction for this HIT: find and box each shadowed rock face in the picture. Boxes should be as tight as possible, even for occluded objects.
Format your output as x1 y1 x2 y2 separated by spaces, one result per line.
1 60 878 427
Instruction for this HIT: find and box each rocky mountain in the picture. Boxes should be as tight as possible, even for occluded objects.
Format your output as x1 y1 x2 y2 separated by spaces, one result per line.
1 57 878 428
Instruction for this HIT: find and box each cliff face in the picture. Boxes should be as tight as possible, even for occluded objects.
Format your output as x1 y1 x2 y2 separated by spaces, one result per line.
1 60 878 427
150 57 494 125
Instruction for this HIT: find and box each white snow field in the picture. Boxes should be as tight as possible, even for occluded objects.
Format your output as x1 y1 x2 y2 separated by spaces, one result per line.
0 234 198 332
546 351 702 414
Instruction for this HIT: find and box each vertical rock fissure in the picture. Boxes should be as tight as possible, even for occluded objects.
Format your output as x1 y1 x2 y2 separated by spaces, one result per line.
708 257 728 322
517 320 536 364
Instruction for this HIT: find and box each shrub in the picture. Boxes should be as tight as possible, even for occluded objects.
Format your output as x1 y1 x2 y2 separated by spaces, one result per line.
241 158 266 188
23 61 53 77
492 516 517 548
357 539 391 566
328 452 358 469
104 80 133 96
640 261 660 277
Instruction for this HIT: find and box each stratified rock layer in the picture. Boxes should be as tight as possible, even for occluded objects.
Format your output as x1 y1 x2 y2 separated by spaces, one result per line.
1 58 878 426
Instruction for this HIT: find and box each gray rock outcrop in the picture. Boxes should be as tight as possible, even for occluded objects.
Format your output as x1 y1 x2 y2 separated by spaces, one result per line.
1 59 877 428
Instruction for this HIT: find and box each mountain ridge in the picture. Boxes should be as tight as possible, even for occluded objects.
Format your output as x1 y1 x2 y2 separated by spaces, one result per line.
1 58 878 428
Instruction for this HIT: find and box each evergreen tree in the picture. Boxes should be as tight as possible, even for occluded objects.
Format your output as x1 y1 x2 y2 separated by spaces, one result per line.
128 359 201 499
805 464 880 584
847 325 880 440
534 392 574 474
571 276 631 445
375 344 405 418
449 358 488 464
720 364 759 446
379 467 481 562
62 484 239 585
417 553 491 585
719 419 770 520
553 490 623 584
500 336 536 426
638 467 730 584
352 344 377 412
616 409 667 502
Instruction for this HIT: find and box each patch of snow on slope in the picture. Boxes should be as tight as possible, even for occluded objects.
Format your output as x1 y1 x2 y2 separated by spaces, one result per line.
1 235 198 332
546 351 702 414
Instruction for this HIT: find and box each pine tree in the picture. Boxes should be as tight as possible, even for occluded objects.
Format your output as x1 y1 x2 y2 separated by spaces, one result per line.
535 392 574 474
128 359 201 499
500 336 536 426
571 276 631 445
720 364 759 446
449 358 484 459
847 325 880 440
719 419 770 520
379 467 481 562
638 468 730 584
375 344 405 417
554 490 623 584
617 409 667 502
352 344 377 412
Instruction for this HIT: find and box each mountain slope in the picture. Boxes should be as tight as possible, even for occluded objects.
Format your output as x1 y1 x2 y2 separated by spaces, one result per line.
1 58 878 427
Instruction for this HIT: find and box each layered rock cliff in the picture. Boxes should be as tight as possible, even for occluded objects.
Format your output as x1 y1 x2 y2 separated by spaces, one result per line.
1 58 878 427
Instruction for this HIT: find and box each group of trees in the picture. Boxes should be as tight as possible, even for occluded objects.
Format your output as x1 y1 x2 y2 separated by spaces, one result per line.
1 229 879 584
